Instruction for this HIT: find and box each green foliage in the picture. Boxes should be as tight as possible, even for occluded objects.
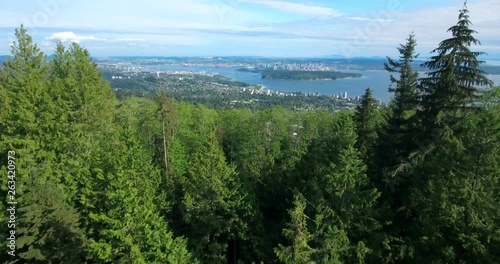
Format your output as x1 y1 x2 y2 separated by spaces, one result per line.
296 113 385 263
156 91 178 179
385 33 419 112
354 88 383 162
1 8 498 263
0 27 195 263
374 5 500 263
384 32 419 135
275 193 315 264
181 136 249 261
0 25 49 138
407 103 500 263
16 180 87 263
419 2 493 131
375 33 420 217
378 33 420 186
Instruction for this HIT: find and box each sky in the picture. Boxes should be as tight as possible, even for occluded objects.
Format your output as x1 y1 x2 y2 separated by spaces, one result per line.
1 0 499 58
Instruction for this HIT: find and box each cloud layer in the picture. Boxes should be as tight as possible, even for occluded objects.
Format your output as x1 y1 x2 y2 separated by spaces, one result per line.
47 32 101 43
0 0 498 58
239 0 341 16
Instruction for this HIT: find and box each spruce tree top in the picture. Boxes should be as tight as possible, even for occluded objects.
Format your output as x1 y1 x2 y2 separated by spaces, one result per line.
420 1 493 110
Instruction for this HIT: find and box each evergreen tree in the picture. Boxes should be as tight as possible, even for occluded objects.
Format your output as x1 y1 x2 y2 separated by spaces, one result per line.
375 35 421 249
385 4 498 262
313 145 383 263
0 25 55 262
180 132 253 262
408 90 500 262
86 111 195 263
384 32 419 126
377 33 420 187
0 27 196 263
275 193 315 264
291 112 385 263
156 92 178 180
0 25 49 139
419 1 493 132
16 180 87 263
354 88 380 162
218 107 310 262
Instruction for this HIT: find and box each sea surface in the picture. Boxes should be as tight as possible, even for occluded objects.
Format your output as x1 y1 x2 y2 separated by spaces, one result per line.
146 65 500 102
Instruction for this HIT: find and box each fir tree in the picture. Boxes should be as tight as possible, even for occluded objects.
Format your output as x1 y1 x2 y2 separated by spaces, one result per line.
0 25 50 143
408 91 500 262
419 1 493 131
385 32 419 123
377 33 419 190
275 193 315 264
181 133 253 262
16 180 87 263
354 88 380 162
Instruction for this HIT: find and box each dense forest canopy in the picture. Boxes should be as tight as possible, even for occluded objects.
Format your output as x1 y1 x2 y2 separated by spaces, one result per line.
0 3 499 263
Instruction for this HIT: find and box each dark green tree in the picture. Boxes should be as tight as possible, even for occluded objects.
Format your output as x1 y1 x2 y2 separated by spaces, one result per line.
180 133 253 263
384 32 419 124
290 112 386 263
16 180 87 263
86 108 195 263
419 1 493 133
408 88 500 262
311 146 382 263
377 32 421 187
372 33 423 263
0 27 196 263
384 4 498 262
354 88 380 162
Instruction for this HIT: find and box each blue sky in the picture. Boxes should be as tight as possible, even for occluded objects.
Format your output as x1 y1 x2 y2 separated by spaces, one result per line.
1 0 499 58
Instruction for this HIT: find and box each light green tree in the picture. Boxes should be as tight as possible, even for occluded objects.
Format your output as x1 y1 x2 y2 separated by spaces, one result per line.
275 193 316 264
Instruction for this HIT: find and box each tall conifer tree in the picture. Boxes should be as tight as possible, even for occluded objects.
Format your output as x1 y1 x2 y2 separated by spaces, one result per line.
385 33 419 123
275 193 315 264
419 1 492 131
354 88 380 162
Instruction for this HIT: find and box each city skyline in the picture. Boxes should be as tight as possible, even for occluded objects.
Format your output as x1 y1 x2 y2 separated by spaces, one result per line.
1 0 499 58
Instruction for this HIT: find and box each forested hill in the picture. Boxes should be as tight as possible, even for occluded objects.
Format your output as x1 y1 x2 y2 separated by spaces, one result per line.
237 68 362 80
261 70 361 80
0 4 499 264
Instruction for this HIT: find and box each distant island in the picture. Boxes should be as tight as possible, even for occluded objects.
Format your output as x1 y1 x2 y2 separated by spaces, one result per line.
237 68 362 80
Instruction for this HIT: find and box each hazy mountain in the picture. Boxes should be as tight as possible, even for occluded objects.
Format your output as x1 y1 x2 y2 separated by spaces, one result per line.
0 55 12 64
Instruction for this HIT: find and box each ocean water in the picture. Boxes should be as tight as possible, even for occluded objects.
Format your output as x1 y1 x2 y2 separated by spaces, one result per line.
149 65 500 102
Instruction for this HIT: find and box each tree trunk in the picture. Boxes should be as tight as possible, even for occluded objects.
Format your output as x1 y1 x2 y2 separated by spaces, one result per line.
162 121 168 177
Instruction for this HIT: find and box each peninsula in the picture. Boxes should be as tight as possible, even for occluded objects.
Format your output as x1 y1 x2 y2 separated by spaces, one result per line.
237 68 362 80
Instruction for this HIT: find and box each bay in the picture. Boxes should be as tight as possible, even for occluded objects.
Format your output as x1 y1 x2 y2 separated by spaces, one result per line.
147 65 500 103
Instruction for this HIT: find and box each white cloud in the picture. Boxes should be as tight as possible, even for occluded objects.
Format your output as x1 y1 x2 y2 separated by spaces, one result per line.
46 32 103 43
239 0 341 16
347 16 393 22
1 0 497 57
112 37 145 42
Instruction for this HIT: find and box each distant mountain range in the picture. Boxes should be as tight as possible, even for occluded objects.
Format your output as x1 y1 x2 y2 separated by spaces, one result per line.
0 55 11 64
0 55 54 65
1 54 500 74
